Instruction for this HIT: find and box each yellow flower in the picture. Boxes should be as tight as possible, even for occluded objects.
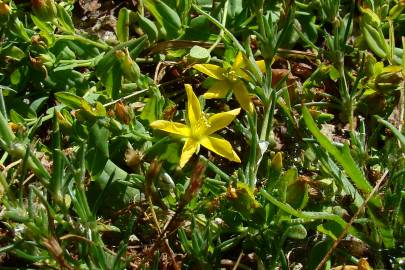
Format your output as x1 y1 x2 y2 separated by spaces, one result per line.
150 84 241 168
193 52 265 114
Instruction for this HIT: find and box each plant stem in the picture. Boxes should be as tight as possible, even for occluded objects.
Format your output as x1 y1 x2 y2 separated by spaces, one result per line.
260 90 276 141
55 35 110 50
199 155 231 182
247 113 258 188
192 4 245 53
208 0 229 53
0 88 7 121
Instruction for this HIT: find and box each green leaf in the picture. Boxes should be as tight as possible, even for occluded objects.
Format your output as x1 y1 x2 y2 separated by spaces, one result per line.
55 91 83 109
86 121 110 176
159 143 180 163
286 180 308 210
178 228 192 251
137 14 159 42
286 224 307 239
144 0 182 39
10 109 25 123
52 42 76 61
80 100 106 117
184 15 211 41
140 86 165 122
50 114 63 198
46 69 88 91
87 160 141 216
11 18 30 42
277 167 297 203
177 0 192 24
368 208 395 248
1 46 25 61
29 97 49 115
56 4 75 34
117 8 130 42
31 14 54 34
101 62 122 99
189 45 210 62
329 65 340 80
228 0 243 18
267 152 283 184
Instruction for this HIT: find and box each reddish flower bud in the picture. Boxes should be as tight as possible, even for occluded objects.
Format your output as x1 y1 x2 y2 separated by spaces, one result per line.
182 161 206 205
0 3 10 16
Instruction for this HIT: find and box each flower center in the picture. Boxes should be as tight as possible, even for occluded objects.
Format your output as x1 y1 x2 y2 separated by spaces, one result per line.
190 117 209 140
223 70 238 82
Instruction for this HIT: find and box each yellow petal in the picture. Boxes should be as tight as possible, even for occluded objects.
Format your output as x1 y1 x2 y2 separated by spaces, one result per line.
200 135 241 163
232 51 244 69
233 52 266 80
205 108 241 135
193 64 226 80
150 120 191 137
231 82 254 114
179 138 198 168
184 84 202 129
203 80 230 99
255 60 266 73
237 69 250 80
237 60 266 80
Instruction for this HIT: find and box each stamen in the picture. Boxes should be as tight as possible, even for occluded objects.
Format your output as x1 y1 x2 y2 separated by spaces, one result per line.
225 70 238 82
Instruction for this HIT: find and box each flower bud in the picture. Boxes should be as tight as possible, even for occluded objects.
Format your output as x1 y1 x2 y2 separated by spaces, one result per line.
182 161 205 204
114 100 133 124
145 159 161 197
270 152 282 177
389 3 405 19
375 66 403 94
115 48 141 83
360 7 381 28
29 55 46 73
125 149 144 170
36 53 55 68
31 35 48 48
29 53 54 77
31 0 57 22
55 111 72 133
0 3 10 16
8 122 23 133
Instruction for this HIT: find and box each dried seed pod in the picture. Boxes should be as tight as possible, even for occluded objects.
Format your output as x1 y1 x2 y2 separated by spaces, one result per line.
114 100 133 124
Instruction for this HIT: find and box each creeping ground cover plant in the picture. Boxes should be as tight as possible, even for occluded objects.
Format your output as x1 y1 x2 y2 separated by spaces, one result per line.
0 0 404 269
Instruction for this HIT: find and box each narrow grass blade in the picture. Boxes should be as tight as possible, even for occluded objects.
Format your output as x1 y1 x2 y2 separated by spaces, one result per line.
260 190 361 238
302 107 373 194
374 115 405 148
